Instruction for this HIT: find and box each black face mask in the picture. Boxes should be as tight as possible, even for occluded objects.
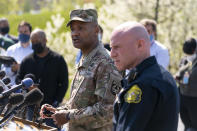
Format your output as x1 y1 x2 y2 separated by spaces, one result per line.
32 43 45 54
0 26 9 34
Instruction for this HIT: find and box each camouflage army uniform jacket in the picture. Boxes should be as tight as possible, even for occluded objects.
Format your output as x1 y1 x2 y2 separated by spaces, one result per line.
61 44 122 131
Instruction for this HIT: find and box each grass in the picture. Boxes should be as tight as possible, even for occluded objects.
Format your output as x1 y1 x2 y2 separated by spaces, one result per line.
0 10 71 36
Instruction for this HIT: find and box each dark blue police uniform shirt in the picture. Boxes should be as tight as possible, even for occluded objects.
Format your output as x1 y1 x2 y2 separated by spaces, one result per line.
113 56 180 131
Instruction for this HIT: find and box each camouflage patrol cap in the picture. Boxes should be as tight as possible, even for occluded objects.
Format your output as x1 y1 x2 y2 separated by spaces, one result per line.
66 9 98 27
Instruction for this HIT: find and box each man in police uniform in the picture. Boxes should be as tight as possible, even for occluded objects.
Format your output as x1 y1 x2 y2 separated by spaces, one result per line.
110 22 179 131
40 9 122 131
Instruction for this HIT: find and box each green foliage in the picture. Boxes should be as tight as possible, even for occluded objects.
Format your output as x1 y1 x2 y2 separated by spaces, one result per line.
0 0 20 14
1 0 197 100
23 0 31 13
6 11 54 35
43 14 78 100
96 0 197 74
0 0 103 15
0 11 71 36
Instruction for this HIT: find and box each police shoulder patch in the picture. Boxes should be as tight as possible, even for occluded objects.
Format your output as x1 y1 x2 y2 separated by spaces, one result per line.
124 84 142 103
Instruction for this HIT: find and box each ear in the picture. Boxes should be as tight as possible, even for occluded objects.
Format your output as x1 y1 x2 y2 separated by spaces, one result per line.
44 38 47 45
95 25 99 35
137 39 145 50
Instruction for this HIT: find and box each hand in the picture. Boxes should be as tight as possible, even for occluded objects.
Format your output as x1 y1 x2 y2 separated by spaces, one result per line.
40 104 57 119
52 110 70 128
173 75 180 81
11 62 19 73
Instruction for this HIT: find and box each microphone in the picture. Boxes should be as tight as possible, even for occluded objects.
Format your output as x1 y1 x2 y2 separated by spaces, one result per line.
0 88 43 124
23 88 44 106
0 71 6 80
0 86 3 94
0 77 11 92
2 77 11 89
4 93 24 116
0 97 8 115
0 80 9 91
0 93 24 116
0 78 33 99
2 77 11 85
8 93 24 105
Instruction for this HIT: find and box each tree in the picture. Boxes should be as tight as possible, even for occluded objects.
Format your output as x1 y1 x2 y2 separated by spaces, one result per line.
96 0 197 73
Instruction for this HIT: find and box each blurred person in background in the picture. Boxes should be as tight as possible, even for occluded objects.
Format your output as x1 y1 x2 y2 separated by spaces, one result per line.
140 19 169 69
0 18 18 48
0 18 17 65
2 21 33 85
175 38 197 131
16 28 69 128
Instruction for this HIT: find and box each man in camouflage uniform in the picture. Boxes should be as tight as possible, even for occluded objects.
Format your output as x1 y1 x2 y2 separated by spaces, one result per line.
40 9 122 131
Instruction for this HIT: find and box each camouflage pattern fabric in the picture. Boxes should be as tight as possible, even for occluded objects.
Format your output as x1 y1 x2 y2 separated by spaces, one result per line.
59 44 122 131
67 9 98 27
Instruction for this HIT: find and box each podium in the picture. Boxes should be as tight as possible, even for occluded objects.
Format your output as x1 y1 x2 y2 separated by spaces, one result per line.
0 115 57 131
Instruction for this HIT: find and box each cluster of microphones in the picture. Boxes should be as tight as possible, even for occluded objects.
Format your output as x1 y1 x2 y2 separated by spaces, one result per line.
0 70 44 128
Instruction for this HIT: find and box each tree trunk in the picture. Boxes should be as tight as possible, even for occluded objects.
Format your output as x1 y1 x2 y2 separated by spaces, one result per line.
154 0 160 39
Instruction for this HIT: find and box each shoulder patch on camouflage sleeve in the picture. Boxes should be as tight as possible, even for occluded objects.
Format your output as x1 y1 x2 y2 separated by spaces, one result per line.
111 80 121 95
124 84 142 103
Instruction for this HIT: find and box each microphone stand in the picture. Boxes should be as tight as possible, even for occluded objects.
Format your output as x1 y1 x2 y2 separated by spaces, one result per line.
0 98 8 115
0 113 14 128
0 103 22 125
4 104 14 116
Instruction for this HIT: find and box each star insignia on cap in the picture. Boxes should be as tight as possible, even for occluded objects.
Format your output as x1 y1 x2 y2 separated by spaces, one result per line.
79 11 88 18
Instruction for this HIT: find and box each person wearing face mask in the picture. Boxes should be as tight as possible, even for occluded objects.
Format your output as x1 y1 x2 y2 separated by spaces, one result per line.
175 38 197 131
1 21 33 85
0 18 16 57
15 29 69 128
0 18 18 44
140 19 169 69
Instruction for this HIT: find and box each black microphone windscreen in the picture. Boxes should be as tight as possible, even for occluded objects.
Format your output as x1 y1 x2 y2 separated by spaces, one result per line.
2 77 11 85
24 88 43 105
8 93 24 105
0 86 3 93
0 70 5 79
